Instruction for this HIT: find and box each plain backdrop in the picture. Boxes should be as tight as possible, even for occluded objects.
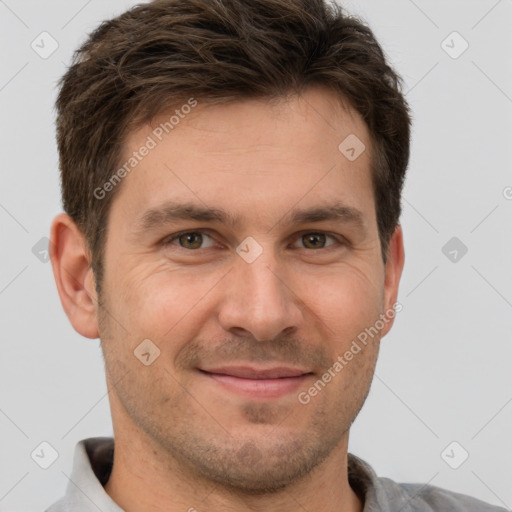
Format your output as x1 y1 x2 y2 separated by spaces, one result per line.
1 0 511 510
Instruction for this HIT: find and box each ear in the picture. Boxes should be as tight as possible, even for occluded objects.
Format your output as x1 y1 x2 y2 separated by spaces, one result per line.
380 224 405 338
50 213 99 339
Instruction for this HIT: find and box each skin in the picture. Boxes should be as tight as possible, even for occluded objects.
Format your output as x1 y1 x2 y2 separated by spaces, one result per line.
51 86 405 512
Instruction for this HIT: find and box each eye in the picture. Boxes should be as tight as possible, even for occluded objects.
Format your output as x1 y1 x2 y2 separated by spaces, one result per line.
162 230 216 250
292 231 341 250
161 230 345 252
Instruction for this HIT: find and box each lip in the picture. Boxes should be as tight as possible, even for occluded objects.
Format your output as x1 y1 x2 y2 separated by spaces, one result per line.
199 366 313 399
201 366 309 379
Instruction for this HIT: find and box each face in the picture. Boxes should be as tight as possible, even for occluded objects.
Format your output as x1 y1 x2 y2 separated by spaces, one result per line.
97 87 402 492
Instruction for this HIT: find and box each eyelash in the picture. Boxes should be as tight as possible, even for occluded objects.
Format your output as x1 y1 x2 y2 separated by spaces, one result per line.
160 229 348 251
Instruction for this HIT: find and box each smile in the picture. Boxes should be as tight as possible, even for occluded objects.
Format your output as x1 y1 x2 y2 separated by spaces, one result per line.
199 366 313 399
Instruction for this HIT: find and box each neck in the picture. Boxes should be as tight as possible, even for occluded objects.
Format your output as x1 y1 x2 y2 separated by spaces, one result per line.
104 424 363 512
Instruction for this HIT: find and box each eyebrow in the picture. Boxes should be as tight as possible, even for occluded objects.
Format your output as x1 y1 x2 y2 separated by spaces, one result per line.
134 200 366 235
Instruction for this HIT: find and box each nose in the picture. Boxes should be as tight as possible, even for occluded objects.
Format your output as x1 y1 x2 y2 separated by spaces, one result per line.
217 250 303 342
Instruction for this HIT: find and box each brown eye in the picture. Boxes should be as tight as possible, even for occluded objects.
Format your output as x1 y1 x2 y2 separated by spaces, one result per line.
163 231 216 250
302 233 326 249
178 232 203 249
297 232 339 250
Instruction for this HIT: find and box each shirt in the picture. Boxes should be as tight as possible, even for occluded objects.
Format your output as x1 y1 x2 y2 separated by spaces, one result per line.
45 437 508 512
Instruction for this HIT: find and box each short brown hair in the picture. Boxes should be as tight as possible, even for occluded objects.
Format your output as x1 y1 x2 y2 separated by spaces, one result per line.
56 0 411 292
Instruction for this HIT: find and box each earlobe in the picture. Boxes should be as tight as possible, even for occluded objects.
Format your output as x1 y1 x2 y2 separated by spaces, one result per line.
380 224 405 338
50 213 100 339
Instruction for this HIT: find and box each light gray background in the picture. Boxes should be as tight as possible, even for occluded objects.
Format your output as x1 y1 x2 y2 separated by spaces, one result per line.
1 0 511 510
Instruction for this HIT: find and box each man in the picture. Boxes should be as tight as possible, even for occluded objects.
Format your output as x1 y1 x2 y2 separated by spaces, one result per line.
46 0 506 511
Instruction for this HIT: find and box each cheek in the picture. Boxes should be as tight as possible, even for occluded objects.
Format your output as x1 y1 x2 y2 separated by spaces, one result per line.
107 244 384 348
112 261 224 340
307 262 384 338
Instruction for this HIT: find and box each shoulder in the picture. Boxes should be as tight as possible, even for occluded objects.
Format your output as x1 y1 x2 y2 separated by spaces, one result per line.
45 497 65 512
381 477 509 512
348 453 508 512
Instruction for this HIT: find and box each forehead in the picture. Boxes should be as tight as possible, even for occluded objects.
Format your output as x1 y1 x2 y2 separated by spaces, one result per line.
111 87 375 230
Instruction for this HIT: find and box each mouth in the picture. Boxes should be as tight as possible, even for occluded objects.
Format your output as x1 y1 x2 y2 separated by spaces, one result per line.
198 366 313 399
